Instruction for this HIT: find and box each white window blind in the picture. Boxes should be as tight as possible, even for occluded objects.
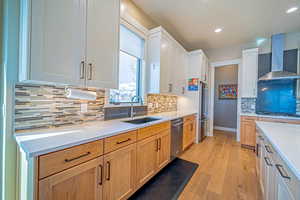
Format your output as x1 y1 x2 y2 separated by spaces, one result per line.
120 24 144 59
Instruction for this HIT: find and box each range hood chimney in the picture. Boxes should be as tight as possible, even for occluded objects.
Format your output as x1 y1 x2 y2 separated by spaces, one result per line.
259 33 300 81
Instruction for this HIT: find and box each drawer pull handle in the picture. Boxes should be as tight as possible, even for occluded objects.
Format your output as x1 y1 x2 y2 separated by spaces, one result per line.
80 61 85 79
264 157 272 166
98 164 103 185
116 138 131 144
106 161 111 181
88 63 93 80
64 152 91 163
259 136 264 141
156 139 159 152
265 145 273 153
275 164 291 179
159 138 161 150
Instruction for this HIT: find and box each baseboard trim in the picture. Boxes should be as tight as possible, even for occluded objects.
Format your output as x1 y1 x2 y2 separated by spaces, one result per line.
214 126 237 133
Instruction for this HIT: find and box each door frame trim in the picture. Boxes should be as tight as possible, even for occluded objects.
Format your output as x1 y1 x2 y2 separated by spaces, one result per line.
209 59 241 141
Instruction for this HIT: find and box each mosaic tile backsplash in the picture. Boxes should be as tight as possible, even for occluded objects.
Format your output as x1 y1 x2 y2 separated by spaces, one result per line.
14 84 105 132
147 94 177 113
241 98 256 114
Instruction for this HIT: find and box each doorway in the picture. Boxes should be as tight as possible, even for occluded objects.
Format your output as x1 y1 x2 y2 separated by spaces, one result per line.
208 59 242 141
213 65 238 134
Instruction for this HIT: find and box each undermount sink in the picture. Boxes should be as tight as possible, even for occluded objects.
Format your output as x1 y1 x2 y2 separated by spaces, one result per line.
124 117 161 124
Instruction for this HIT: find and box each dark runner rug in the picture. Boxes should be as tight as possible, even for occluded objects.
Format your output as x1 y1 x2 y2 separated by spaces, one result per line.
129 158 199 200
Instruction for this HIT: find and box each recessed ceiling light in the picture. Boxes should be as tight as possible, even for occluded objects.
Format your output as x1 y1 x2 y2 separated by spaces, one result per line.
121 3 126 12
214 28 223 33
286 7 298 14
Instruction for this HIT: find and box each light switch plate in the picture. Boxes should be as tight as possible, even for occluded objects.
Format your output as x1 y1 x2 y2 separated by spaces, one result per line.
80 103 88 113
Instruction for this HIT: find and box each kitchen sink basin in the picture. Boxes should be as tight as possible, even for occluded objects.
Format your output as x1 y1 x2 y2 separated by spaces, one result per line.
124 117 161 124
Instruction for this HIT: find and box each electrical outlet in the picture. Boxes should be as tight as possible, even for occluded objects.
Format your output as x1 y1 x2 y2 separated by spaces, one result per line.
80 103 88 113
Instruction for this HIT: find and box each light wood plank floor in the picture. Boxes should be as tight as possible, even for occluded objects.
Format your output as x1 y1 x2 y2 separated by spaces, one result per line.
179 130 263 200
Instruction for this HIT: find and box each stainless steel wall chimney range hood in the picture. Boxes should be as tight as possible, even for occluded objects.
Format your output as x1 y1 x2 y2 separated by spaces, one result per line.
259 33 300 81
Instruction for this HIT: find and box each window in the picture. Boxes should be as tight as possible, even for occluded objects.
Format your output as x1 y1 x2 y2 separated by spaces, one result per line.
110 24 145 103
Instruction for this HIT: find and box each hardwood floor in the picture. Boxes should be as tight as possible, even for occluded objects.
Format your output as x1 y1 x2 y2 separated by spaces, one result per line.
178 130 263 200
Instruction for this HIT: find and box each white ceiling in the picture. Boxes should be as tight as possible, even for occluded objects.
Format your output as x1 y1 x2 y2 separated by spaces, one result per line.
132 0 300 50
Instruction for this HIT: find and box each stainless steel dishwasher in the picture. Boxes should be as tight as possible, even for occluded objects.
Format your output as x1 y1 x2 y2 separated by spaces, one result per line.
170 118 183 161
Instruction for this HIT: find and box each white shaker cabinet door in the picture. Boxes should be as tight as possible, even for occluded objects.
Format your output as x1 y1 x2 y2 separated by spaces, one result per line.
241 48 258 98
160 33 172 93
275 171 295 200
86 0 120 89
30 0 86 85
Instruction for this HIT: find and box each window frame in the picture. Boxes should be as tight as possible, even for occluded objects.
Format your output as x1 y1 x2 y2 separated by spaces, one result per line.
109 17 148 105
112 49 142 103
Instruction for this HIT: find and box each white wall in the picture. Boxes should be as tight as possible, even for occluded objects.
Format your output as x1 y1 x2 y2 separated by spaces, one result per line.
205 30 300 63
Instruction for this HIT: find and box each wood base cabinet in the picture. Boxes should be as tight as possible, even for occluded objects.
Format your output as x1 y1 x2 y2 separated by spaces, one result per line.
240 116 257 149
183 115 196 151
242 116 300 150
39 157 103 200
136 130 171 188
157 130 171 170
37 123 171 200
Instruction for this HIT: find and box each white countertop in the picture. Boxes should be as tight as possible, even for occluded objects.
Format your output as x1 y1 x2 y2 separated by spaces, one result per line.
256 121 300 180
15 111 197 158
241 113 300 120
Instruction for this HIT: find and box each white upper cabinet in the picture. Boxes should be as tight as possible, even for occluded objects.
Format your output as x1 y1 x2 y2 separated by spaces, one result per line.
27 0 86 86
86 0 119 89
20 0 120 89
147 27 187 95
241 48 258 98
187 50 209 84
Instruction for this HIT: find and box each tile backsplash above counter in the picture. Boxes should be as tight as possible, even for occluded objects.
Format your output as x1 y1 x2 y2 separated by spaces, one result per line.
15 84 105 132
147 94 178 113
14 84 179 132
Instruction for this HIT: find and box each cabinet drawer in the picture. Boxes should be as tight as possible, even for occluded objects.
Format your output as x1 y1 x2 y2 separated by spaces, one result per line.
138 122 170 140
104 130 137 153
241 116 257 122
39 140 103 179
183 115 196 123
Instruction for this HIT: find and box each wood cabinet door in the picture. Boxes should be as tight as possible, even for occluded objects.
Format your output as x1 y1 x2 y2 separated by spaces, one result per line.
182 122 190 150
183 121 195 150
30 0 85 85
39 157 103 200
190 120 196 143
86 0 120 89
136 135 158 187
103 143 136 200
240 120 256 147
157 130 171 170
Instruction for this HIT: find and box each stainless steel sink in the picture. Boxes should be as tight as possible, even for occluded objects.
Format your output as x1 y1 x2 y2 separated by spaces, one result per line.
124 117 161 124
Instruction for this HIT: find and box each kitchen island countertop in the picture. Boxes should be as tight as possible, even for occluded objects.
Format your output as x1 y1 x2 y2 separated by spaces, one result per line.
256 121 300 180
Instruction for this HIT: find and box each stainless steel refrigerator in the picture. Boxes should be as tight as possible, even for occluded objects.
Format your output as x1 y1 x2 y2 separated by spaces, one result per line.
198 81 208 142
